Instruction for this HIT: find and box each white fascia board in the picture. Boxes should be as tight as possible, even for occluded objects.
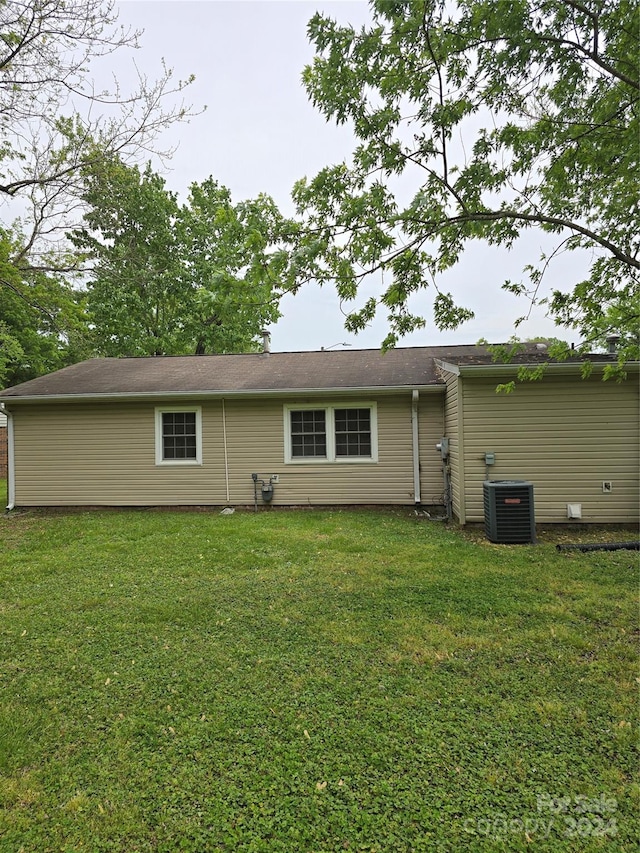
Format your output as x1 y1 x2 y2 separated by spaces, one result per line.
0 384 446 405
436 360 460 376
437 360 639 378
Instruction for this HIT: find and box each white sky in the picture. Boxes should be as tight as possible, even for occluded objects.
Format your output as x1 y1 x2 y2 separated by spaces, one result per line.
112 0 573 352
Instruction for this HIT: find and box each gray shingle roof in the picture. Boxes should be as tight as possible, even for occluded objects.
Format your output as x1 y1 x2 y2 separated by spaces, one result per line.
0 346 455 398
0 344 618 400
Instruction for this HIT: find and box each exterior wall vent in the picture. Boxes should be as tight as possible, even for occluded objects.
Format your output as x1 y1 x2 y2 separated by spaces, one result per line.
483 480 536 544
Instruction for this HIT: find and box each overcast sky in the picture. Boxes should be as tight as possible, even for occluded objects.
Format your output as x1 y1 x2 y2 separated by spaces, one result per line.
113 0 570 352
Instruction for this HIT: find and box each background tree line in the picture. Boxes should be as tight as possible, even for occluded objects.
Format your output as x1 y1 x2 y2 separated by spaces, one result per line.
1 0 637 387
0 0 289 386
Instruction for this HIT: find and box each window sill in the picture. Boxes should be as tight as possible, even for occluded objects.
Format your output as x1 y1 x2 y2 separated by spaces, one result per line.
155 460 203 467
285 457 377 465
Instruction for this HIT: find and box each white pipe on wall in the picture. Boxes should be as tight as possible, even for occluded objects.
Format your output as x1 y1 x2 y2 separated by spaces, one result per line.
411 390 421 505
0 404 14 510
222 398 230 504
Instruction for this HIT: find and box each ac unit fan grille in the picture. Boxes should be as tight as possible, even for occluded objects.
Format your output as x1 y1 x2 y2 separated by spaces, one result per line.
483 480 536 544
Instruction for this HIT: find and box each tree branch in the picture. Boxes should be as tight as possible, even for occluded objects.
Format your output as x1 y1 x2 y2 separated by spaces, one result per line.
421 7 449 187
0 276 64 333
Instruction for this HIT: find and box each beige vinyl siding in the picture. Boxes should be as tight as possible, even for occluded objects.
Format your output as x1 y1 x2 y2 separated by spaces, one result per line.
460 375 639 523
225 395 426 505
442 370 463 521
12 401 228 505
418 392 446 505
11 393 445 507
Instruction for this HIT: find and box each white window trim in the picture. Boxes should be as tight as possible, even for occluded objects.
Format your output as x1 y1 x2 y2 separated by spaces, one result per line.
155 406 203 466
283 402 378 464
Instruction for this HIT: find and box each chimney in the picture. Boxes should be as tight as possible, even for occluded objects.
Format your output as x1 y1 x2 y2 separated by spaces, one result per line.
261 329 271 354
606 334 620 354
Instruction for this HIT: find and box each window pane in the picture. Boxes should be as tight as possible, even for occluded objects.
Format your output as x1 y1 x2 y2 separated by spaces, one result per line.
292 410 325 433
334 408 371 457
162 412 197 460
290 410 326 457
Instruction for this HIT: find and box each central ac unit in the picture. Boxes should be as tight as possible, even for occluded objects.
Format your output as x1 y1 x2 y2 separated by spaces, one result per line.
483 480 536 544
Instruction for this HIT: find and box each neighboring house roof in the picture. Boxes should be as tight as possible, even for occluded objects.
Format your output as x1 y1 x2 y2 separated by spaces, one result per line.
0 343 623 401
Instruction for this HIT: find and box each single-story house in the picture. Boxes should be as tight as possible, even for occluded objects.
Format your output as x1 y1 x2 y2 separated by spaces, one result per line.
0 343 637 524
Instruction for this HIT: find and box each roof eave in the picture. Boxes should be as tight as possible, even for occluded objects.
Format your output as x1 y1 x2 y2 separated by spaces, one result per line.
437 359 639 377
0 383 446 404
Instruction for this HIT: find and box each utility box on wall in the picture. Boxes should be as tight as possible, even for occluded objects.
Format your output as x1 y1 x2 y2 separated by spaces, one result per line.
483 480 536 544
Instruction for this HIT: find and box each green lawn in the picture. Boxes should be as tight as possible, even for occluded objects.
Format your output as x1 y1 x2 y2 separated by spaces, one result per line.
0 503 637 852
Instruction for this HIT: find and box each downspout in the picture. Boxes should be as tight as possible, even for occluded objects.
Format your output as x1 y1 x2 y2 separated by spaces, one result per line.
411 390 421 505
441 394 452 521
1 404 15 510
456 375 466 524
221 398 230 504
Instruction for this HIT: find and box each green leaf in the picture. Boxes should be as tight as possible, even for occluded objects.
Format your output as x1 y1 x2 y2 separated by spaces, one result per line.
292 0 639 357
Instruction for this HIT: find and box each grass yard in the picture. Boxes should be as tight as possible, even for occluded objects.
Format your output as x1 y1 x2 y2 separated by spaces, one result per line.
0 497 637 852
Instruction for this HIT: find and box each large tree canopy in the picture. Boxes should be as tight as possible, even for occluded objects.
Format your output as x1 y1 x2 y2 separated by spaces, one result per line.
0 228 89 386
0 0 195 382
0 0 194 256
72 158 288 356
290 0 638 366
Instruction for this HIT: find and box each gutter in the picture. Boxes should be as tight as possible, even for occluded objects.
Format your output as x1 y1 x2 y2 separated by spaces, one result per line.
0 384 447 405
0 403 14 510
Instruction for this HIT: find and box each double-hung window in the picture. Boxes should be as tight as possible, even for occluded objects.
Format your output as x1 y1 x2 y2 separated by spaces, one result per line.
155 407 202 465
290 409 327 458
334 408 372 457
284 403 377 463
